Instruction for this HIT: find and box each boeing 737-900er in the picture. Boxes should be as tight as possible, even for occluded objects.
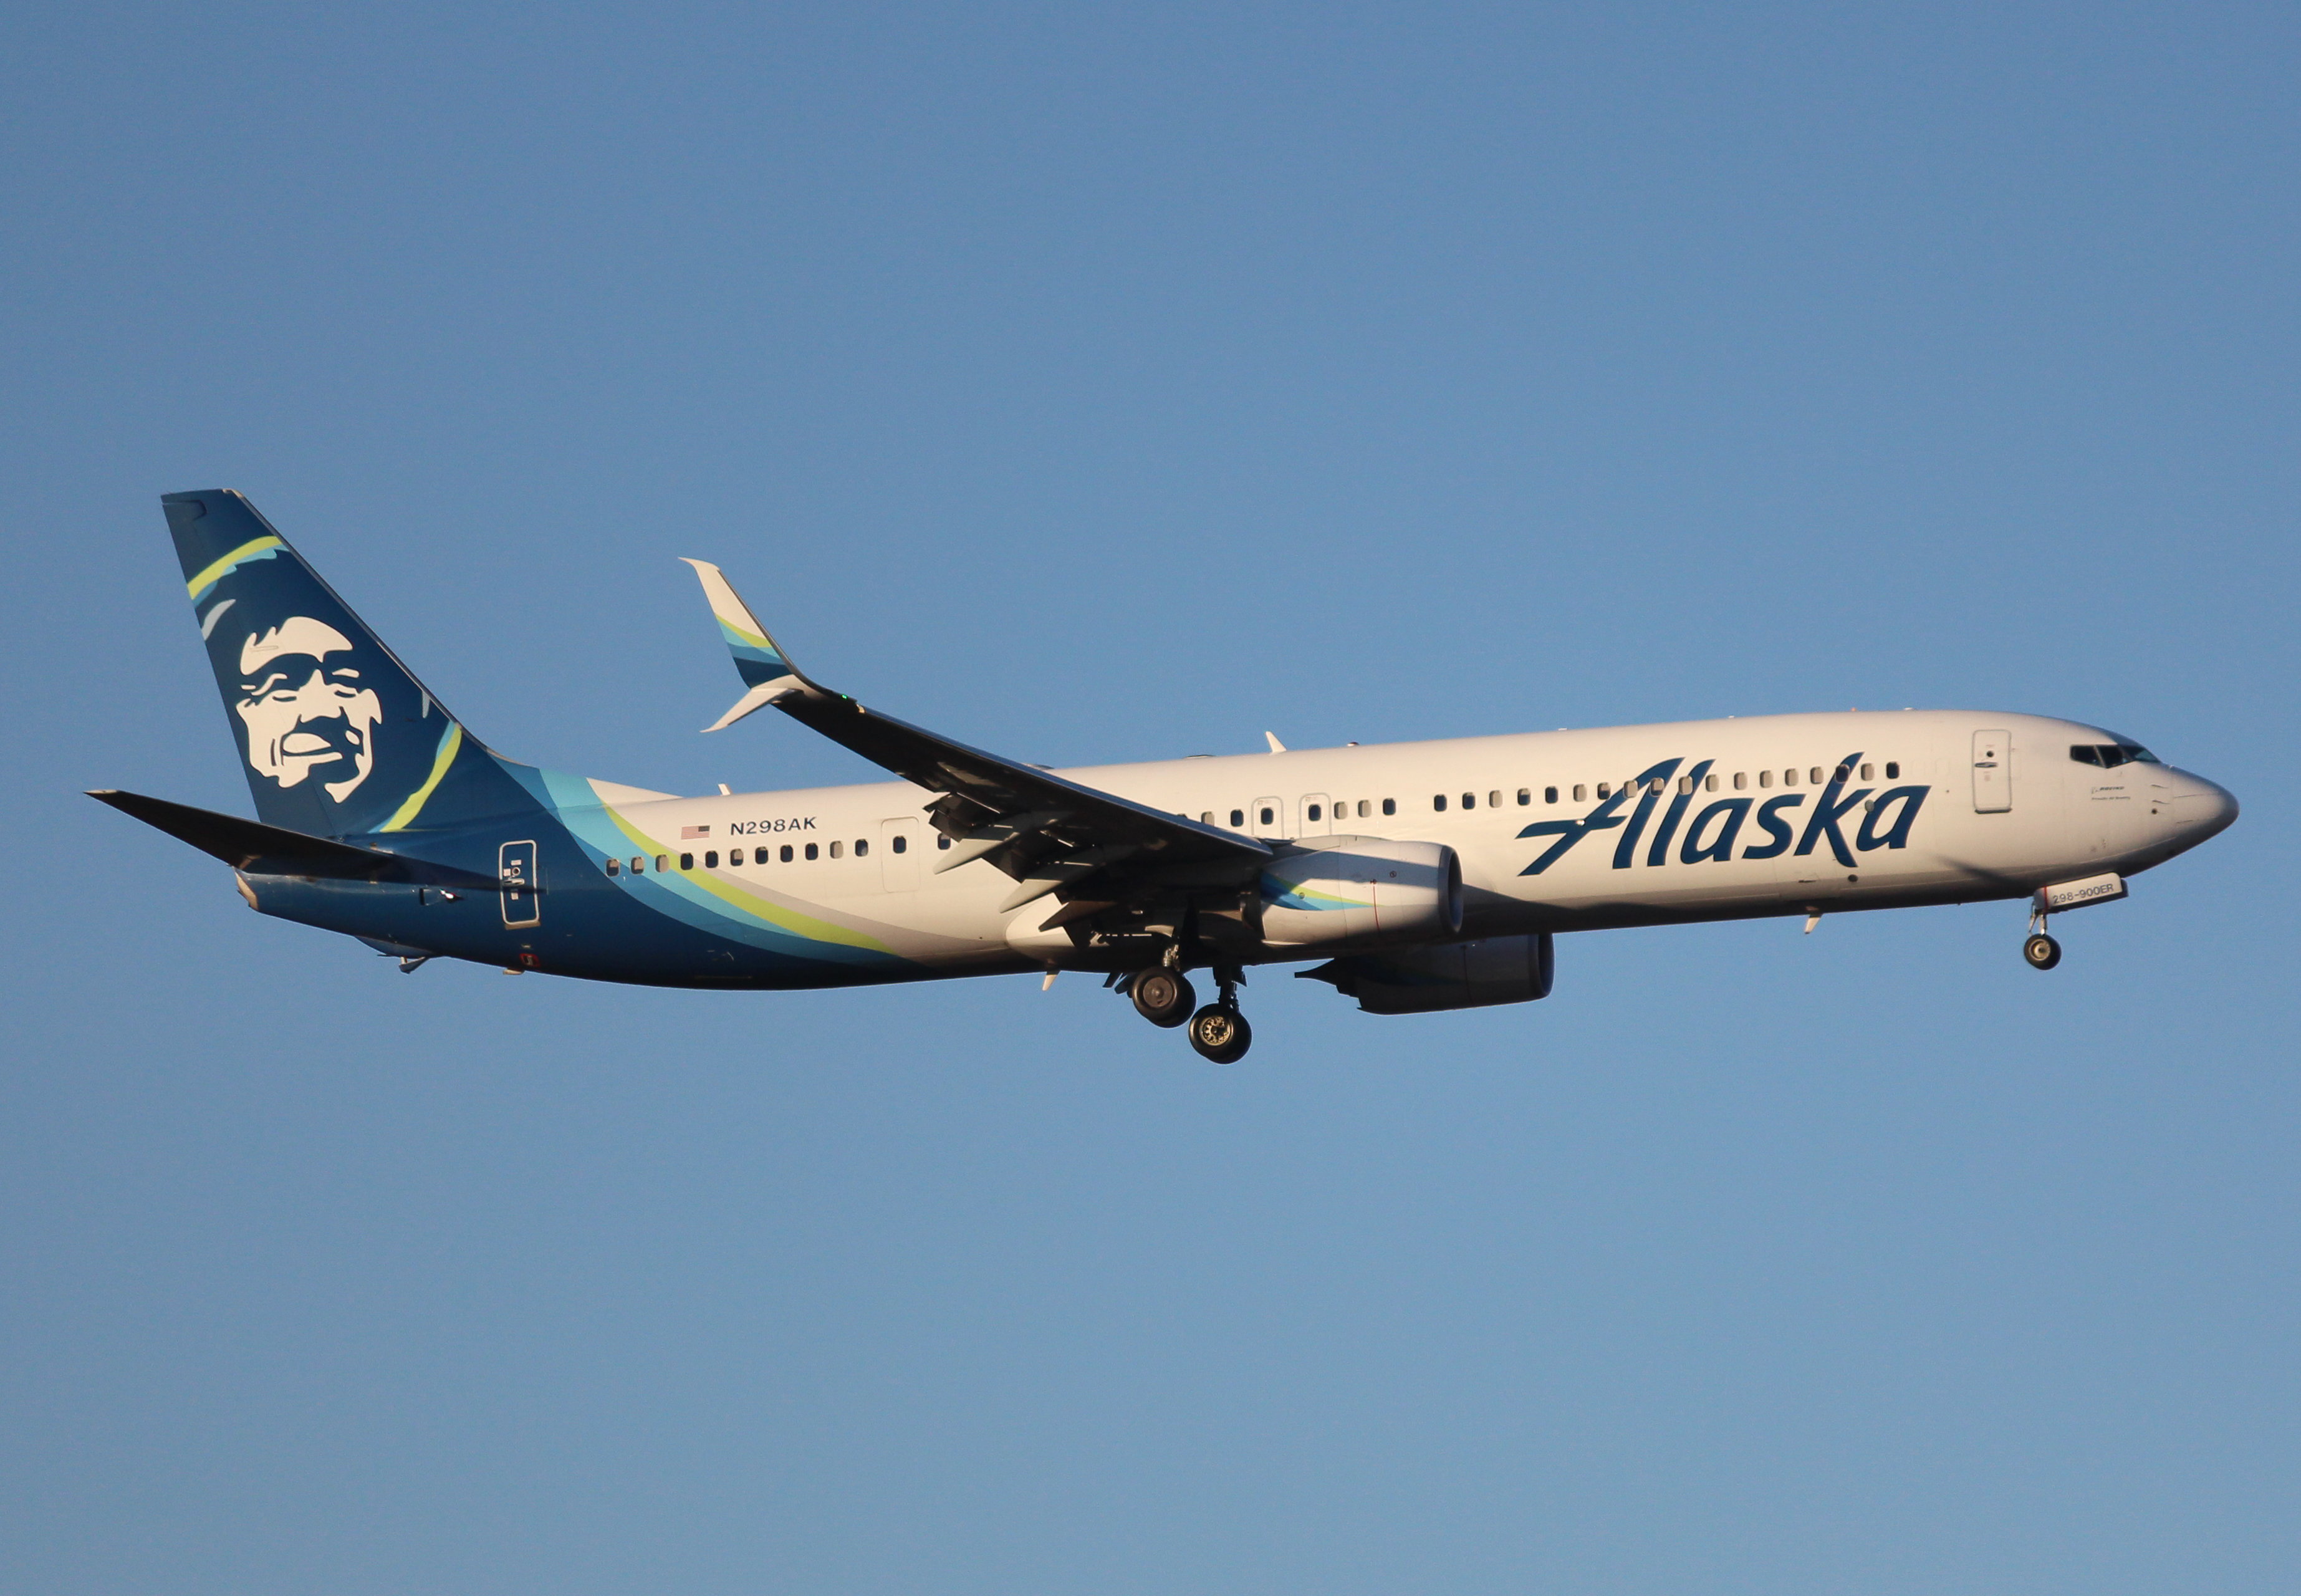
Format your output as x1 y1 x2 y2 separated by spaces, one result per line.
96 491 2241 1062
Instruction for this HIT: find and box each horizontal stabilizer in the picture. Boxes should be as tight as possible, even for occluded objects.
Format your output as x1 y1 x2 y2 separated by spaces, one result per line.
88 789 526 893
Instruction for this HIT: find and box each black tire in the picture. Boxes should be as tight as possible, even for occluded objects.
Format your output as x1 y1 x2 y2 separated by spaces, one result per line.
1131 968 1197 1027
1187 1004 1252 1064
2024 933 2062 971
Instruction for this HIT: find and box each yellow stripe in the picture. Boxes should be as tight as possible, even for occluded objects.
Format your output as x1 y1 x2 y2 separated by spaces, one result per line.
185 536 283 598
377 723 463 833
602 809 893 954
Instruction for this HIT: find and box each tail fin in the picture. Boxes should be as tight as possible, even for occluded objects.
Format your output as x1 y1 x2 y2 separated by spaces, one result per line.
163 491 534 838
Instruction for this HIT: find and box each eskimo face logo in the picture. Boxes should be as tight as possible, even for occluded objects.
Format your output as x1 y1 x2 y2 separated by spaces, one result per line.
234 616 385 801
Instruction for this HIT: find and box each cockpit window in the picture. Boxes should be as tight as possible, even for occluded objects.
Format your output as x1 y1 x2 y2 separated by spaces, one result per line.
2071 741 2161 768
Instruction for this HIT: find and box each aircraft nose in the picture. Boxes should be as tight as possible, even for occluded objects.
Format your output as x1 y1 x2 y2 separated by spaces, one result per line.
2168 772 2239 841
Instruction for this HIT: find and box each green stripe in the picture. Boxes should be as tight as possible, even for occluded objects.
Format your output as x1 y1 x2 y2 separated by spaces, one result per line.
377 723 463 833
185 536 283 599
602 809 894 954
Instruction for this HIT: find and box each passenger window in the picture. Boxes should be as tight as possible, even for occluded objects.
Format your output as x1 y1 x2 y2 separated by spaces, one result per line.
1759 771 1774 789
1704 774 1719 792
1860 763 1874 781
704 850 719 868
1381 798 1396 816
1810 767 1825 785
1357 800 1370 817
1733 772 1747 790
855 839 868 857
754 847 769 864
1517 787 1530 805
1433 794 1447 811
891 835 906 854
630 856 645 873
1677 777 1693 795
1489 791 1501 807
680 852 694 870
605 857 618 876
936 835 951 850
830 840 843 858
1573 784 1587 801
781 845 794 862
1832 765 1850 783
1782 769 1797 787
1259 806 1274 825
655 855 668 873
1596 782 1610 799
1463 792 1476 809
1307 804 1322 821
1230 809 1244 827
1885 762 1900 779
1544 786 1558 804
1199 811 1213 824
804 843 818 860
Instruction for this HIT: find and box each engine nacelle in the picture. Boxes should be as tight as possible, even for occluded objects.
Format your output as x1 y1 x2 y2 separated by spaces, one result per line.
1255 838 1463 949
1303 933 1555 1014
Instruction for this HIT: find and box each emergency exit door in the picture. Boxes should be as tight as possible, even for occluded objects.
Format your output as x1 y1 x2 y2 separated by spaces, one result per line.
1972 730 2011 813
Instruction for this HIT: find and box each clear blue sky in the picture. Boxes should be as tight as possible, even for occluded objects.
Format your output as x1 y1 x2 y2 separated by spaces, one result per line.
3 4 2295 1591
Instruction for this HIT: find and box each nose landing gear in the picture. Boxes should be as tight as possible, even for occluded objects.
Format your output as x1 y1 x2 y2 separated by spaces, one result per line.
2023 897 2063 970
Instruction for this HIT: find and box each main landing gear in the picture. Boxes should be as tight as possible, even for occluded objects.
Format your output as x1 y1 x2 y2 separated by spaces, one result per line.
1123 959 1253 1062
1130 966 1196 1027
1186 1001 1251 1064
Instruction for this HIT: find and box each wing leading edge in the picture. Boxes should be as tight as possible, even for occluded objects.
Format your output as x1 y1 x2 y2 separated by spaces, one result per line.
680 560 1271 915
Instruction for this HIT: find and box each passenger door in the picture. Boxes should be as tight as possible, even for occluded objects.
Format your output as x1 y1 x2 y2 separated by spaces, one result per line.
499 840 539 927
1972 729 2012 813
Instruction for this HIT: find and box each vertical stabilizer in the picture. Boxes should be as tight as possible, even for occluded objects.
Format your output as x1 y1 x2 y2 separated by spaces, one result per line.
163 491 535 838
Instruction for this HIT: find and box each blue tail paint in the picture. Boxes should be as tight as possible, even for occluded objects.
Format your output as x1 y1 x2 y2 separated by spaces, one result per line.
165 490 539 839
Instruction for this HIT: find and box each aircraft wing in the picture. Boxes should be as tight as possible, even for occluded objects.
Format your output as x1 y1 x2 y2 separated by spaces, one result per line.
680 560 1272 908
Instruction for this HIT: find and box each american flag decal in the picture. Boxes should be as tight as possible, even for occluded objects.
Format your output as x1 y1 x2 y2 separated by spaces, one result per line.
681 825 710 839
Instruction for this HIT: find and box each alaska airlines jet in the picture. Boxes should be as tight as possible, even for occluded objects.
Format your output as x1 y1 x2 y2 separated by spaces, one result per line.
97 491 2240 1062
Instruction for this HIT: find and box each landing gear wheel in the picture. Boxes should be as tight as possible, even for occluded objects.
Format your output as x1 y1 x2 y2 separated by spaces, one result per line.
1130 968 1196 1027
1187 1004 1252 1064
2024 933 2062 971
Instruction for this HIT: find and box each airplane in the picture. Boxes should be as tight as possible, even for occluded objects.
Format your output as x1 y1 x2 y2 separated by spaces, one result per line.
94 490 2240 1063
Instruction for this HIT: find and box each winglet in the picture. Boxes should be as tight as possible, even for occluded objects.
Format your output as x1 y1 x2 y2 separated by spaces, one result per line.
680 559 810 731
1265 731 1287 753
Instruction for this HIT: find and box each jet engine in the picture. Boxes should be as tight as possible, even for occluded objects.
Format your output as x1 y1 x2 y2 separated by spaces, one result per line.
1300 933 1555 1014
1255 839 1463 949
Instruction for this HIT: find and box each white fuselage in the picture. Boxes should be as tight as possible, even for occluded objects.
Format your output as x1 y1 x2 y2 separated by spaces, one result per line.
591 709 2236 978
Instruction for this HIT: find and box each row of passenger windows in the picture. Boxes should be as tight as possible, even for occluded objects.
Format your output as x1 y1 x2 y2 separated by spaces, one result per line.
1185 761 1909 832
604 831 948 877
1206 799 1400 827
1428 761 1903 809
608 755 1919 878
